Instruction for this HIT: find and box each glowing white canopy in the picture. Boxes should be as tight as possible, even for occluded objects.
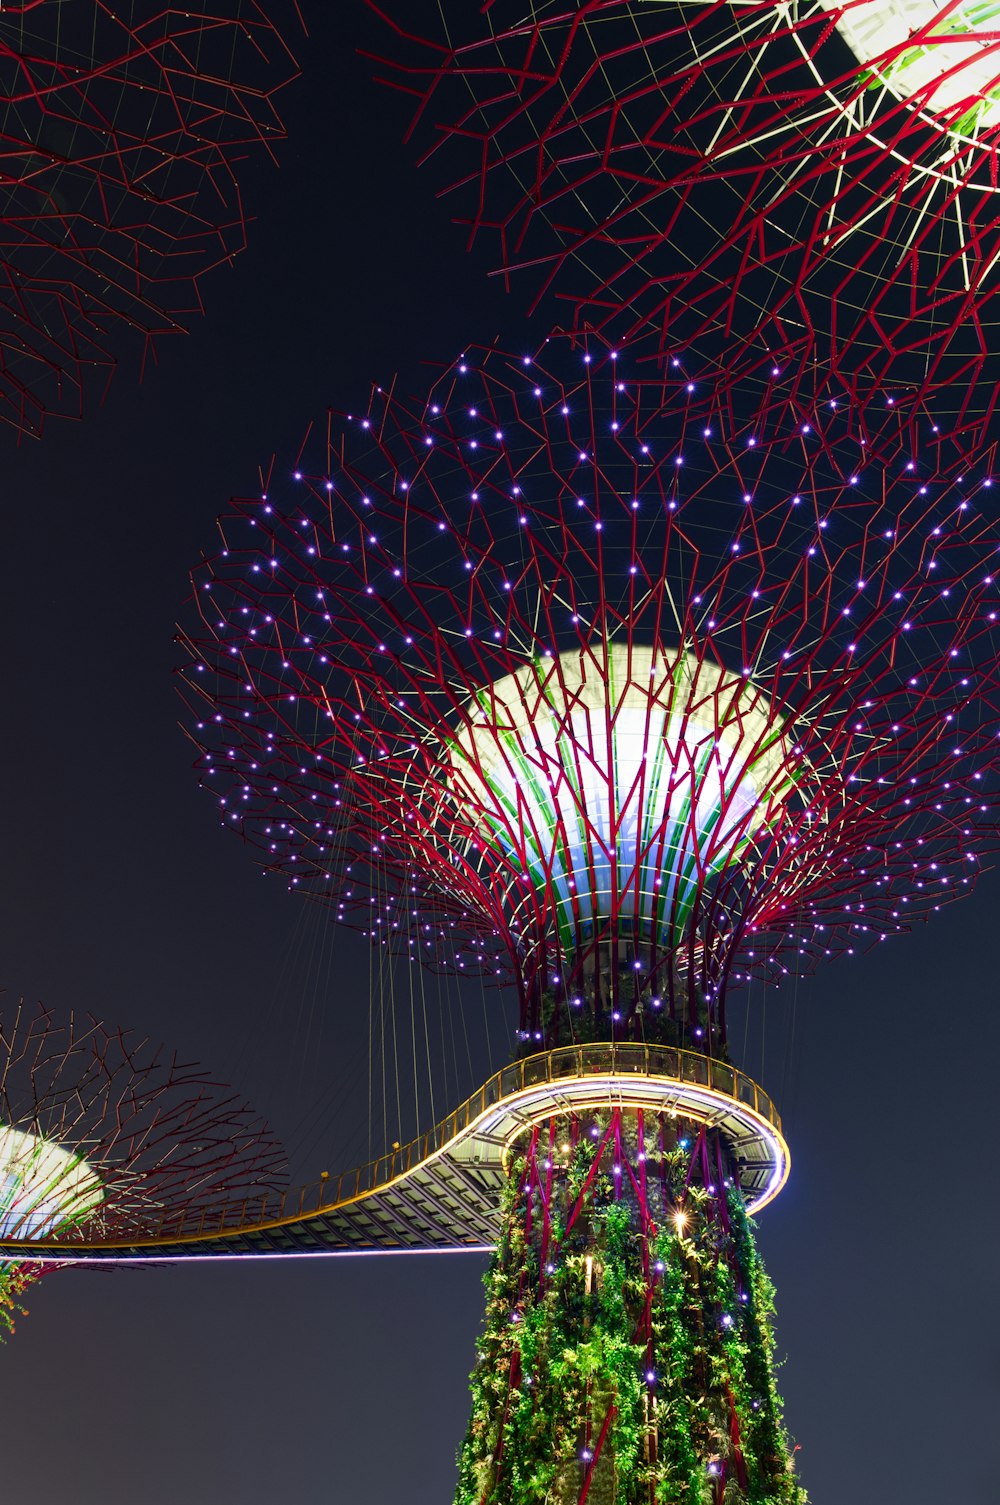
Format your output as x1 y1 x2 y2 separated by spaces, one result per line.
0 1125 103 1240
446 644 800 954
815 0 1000 136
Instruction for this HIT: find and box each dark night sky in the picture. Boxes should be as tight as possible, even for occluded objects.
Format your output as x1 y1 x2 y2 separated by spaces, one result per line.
0 6 998 1501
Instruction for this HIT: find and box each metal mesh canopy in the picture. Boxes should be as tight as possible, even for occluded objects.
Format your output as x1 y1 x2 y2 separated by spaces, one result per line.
0 1001 286 1247
0 0 301 437
369 0 1000 443
181 336 1000 1045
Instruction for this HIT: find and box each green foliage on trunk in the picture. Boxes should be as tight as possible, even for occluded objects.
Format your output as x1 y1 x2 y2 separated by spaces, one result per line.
0 1264 32 1340
456 1112 805 1505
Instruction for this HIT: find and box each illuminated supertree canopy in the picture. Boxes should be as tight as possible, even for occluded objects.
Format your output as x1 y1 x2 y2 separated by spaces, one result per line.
180 336 1000 1056
369 0 1000 440
0 0 301 438
176 332 1000 1501
0 1000 286 1337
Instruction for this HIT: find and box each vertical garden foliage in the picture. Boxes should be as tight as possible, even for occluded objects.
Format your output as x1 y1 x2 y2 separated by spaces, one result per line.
0 1264 31 1339
456 1113 805 1505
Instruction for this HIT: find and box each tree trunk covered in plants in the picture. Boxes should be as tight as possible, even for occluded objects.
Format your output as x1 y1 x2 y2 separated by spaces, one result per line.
456 1108 805 1505
0 1263 32 1339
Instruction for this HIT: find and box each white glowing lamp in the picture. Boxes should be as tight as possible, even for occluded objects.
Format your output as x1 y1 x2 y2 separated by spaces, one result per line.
0 1125 103 1240
815 0 1000 137
446 644 800 954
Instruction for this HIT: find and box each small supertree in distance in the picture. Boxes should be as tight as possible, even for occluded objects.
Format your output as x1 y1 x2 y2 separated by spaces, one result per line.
0 1000 286 1339
180 336 1000 1502
369 0 1000 445
0 0 302 439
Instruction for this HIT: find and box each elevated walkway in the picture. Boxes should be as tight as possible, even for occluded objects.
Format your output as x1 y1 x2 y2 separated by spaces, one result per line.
0 1045 789 1263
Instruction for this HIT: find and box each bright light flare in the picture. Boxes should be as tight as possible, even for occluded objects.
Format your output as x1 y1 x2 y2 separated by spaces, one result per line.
0 1126 102 1239
817 0 1000 136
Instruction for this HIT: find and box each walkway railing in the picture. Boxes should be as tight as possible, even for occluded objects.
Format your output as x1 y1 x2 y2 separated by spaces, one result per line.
46 1044 780 1246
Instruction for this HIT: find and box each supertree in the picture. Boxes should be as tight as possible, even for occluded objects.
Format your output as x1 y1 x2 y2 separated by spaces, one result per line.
368 0 1000 443
0 0 301 439
0 999 286 1337
177 336 1000 1502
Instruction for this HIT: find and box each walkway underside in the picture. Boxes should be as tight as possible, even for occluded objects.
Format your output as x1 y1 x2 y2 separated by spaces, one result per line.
0 1046 788 1263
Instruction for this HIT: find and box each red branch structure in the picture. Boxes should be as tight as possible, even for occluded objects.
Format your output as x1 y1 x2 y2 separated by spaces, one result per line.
180 335 1000 1052
0 999 286 1334
0 1000 286 1241
0 0 302 438
368 0 1000 444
